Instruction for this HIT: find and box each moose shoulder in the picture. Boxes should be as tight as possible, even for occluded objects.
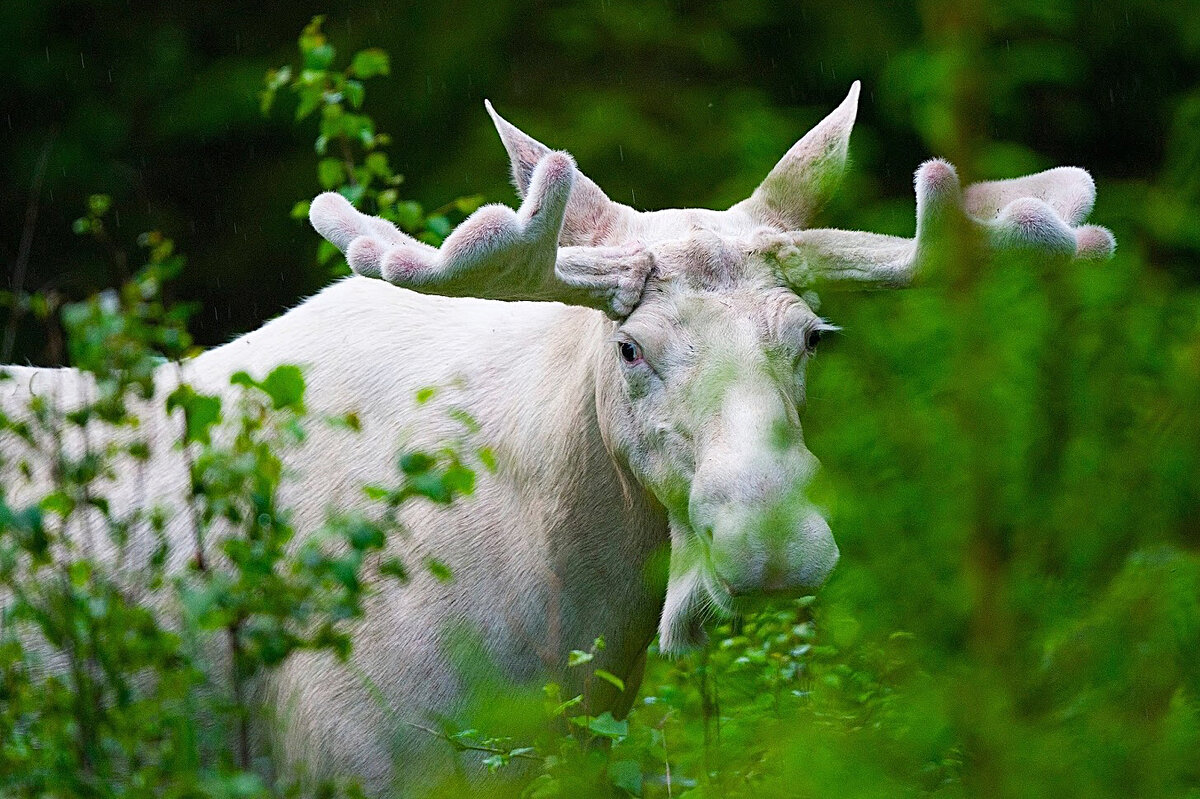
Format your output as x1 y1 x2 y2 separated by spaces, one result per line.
3 82 1113 795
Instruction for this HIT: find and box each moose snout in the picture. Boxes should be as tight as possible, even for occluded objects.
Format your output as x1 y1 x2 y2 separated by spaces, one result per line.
689 455 839 599
707 507 838 598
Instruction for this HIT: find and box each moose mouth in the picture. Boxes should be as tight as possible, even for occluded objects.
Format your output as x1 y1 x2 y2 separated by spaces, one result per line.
659 511 838 653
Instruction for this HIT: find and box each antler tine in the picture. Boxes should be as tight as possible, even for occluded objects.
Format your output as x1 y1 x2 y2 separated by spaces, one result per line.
310 152 653 317
309 192 413 254
769 159 1116 290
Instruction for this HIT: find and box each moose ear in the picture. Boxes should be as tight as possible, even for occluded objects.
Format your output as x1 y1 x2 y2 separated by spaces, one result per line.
734 81 860 231
485 100 629 246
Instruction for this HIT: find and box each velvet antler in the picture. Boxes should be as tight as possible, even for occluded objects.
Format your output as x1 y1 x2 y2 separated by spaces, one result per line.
309 150 651 318
766 159 1115 289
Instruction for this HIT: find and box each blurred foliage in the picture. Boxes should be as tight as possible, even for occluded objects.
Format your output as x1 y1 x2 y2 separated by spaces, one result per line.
1 33 488 793
0 220 481 796
261 16 483 272
1 1 1199 798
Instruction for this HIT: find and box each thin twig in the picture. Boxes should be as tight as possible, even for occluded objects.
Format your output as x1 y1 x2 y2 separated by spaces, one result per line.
4 134 55 362
659 712 675 799
338 133 359 188
401 720 543 762
228 619 252 770
172 363 207 571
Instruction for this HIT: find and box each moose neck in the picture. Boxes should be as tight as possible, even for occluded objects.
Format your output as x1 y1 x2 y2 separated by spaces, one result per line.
182 280 671 705
506 306 668 689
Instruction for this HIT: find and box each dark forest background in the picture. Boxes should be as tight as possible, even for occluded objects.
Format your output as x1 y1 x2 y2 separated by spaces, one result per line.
2 0 1196 353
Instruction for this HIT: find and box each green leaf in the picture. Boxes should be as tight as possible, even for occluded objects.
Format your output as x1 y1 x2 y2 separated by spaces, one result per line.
379 557 408 582
411 471 450 502
448 407 481 433
318 158 344 190
343 79 365 109
453 195 486 215
87 194 111 217
365 151 390 178
393 201 424 231
298 15 327 52
416 386 437 404
68 559 93 587
166 385 222 445
328 411 361 431
40 491 75 518
295 87 323 121
587 712 628 740
363 485 390 501
348 520 385 551
304 43 335 70
290 200 311 220
593 669 625 693
426 557 453 582
567 649 594 667
261 365 306 410
553 694 583 715
441 463 476 496
399 451 435 475
477 446 497 472
608 759 643 796
350 48 390 79
316 239 340 265
339 183 365 206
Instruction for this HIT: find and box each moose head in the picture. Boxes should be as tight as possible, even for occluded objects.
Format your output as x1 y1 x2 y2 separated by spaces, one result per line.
310 82 1114 651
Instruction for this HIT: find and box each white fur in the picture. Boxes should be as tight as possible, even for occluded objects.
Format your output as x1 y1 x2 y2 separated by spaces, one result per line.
1 280 668 792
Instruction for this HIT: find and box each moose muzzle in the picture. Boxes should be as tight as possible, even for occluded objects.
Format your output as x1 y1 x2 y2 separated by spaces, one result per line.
688 429 839 599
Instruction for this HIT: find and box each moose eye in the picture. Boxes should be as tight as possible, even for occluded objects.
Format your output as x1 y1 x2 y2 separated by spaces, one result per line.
806 328 822 351
618 341 644 364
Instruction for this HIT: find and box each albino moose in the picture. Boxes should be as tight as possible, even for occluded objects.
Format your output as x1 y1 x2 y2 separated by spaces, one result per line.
2 82 1113 793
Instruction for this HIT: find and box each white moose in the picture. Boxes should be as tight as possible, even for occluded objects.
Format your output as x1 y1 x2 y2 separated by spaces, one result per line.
2 82 1113 793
